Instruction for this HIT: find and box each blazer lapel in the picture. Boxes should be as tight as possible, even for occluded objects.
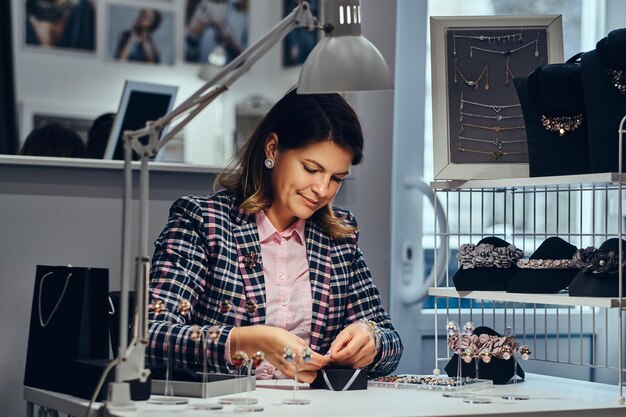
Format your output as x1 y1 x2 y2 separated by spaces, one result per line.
233 214 266 326
305 221 332 353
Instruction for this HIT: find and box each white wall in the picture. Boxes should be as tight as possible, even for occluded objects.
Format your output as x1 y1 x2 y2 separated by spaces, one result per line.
11 0 303 165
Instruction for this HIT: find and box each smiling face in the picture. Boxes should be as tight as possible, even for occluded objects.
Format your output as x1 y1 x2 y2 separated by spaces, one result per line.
264 134 353 231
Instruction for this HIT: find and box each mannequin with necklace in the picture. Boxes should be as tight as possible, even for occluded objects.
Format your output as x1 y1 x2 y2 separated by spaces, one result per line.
514 59 591 177
580 28 626 173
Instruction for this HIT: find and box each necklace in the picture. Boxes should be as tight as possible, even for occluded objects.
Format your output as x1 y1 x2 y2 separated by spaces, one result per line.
470 33 539 58
541 114 584 137
460 122 526 133
459 135 526 149
452 30 523 57
607 68 626 94
457 146 527 160
454 58 489 90
460 92 521 113
38 271 72 328
460 112 524 122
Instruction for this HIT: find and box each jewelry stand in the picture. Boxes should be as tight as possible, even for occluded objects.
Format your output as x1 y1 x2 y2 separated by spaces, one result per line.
233 352 265 413
442 321 483 400
147 299 190 407
500 344 532 401
282 347 313 405
187 325 223 411
219 300 260 406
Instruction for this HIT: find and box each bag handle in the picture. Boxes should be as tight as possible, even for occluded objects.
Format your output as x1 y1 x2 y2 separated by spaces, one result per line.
38 271 72 327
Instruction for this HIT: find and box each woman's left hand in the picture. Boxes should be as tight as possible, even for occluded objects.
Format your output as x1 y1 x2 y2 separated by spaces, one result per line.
329 322 377 369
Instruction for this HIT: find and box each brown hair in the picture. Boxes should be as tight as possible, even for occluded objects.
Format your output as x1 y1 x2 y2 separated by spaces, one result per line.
217 89 364 238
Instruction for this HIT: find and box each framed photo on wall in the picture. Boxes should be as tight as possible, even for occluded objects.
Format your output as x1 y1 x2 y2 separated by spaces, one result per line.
282 0 319 67
183 0 249 65
430 15 564 180
106 3 175 65
23 0 96 54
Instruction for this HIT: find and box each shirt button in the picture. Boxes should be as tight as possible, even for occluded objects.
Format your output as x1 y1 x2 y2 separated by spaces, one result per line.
281 300 289 306
279 238 286 245
279 274 285 280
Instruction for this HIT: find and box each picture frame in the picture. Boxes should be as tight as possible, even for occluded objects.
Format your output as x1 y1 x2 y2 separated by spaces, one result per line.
106 3 175 65
282 0 319 67
430 15 564 180
22 0 97 55
183 0 249 65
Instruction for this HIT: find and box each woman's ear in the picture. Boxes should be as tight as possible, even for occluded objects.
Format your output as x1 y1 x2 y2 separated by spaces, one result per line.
264 133 278 160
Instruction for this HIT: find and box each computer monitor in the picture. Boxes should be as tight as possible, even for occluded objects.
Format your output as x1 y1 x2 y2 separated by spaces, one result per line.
103 80 178 160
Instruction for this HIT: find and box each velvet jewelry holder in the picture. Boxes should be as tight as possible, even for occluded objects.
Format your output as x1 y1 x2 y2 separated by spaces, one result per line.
452 237 520 291
310 367 368 391
580 29 626 173
507 237 579 294
569 238 626 297
513 59 591 177
444 326 524 385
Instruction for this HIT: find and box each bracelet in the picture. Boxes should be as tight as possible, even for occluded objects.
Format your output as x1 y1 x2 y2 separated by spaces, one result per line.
359 319 382 354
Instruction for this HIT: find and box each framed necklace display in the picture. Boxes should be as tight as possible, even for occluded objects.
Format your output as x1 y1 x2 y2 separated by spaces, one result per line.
430 15 564 180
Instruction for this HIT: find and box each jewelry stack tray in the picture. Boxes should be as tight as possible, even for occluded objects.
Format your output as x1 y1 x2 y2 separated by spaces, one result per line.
368 375 493 392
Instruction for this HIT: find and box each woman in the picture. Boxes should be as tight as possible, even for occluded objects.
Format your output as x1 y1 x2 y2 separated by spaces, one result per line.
114 8 162 63
148 89 403 382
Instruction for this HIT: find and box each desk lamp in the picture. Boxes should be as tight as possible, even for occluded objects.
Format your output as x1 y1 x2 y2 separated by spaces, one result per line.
106 0 393 412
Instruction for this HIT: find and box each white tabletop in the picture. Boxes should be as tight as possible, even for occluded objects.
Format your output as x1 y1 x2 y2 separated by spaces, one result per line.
25 373 626 417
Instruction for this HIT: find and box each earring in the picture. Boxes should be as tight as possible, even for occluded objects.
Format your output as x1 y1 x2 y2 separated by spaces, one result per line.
264 158 275 169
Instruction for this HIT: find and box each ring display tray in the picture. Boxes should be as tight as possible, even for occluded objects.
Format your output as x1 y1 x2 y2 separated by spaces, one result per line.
151 373 255 398
368 375 493 392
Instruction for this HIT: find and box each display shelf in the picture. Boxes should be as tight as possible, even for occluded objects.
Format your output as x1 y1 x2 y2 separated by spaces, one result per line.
431 172 626 190
428 287 622 308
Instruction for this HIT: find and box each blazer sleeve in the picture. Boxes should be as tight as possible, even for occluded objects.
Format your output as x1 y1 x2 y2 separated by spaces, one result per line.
341 212 404 378
147 195 235 374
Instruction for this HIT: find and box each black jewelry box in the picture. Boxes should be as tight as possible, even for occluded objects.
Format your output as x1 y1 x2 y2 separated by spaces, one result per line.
310 368 368 391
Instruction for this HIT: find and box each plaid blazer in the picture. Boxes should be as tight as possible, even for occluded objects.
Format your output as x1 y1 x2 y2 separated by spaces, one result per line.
147 190 402 378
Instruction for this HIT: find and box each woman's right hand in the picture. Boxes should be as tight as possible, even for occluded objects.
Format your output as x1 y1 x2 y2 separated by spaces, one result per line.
232 326 330 383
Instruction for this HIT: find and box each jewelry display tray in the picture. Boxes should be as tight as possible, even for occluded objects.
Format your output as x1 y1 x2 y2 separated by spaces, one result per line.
368 375 493 392
151 373 255 398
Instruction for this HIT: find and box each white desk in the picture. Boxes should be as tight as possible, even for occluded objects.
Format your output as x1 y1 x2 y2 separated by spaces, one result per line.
25 374 626 417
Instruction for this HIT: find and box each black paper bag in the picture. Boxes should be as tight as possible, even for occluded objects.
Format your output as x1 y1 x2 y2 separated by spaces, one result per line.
24 265 111 398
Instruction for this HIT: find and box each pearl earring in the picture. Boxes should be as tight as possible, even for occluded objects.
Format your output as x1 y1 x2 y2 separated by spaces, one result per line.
264 158 275 169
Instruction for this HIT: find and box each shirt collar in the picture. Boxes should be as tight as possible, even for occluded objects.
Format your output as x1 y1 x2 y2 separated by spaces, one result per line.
256 210 305 245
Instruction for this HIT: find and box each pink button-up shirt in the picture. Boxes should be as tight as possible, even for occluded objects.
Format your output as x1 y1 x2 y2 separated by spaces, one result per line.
226 210 313 379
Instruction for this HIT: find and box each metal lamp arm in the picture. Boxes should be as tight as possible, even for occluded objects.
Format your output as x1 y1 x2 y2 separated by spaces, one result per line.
122 2 319 157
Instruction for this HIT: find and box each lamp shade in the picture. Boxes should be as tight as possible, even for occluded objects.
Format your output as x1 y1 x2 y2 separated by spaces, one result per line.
297 0 392 93
297 35 393 93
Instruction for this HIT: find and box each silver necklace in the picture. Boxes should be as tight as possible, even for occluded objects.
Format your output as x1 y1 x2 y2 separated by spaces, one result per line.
460 112 524 122
452 30 523 57
459 135 526 149
38 271 72 327
460 92 521 113
470 33 539 58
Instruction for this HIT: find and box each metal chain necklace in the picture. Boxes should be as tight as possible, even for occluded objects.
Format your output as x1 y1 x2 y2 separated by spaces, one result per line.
469 33 539 58
460 92 521 113
454 58 490 90
460 122 526 133
460 112 524 122
459 135 527 149
38 271 72 327
452 30 523 57
457 146 527 160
